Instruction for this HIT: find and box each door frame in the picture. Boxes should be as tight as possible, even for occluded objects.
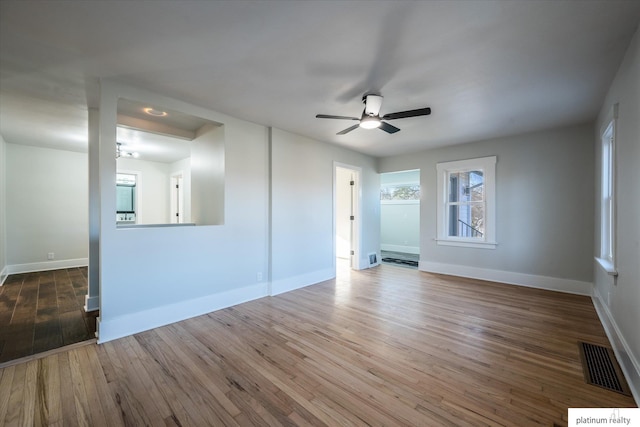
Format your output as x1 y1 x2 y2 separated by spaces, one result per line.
333 162 362 271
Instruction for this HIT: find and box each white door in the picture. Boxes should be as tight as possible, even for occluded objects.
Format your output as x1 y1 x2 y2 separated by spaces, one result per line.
170 174 184 224
335 164 360 269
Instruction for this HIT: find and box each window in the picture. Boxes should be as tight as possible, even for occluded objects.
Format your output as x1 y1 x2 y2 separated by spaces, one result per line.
380 184 420 201
597 109 617 275
436 156 496 249
116 173 137 223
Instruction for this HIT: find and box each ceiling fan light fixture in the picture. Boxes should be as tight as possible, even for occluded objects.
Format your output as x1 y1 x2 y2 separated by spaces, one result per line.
116 142 140 159
359 116 381 129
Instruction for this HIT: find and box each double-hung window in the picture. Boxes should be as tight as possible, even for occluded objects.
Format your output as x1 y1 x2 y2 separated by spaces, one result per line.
436 156 497 249
596 106 617 275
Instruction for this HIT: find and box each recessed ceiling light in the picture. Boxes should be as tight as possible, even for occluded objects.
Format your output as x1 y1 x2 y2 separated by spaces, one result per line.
143 107 168 117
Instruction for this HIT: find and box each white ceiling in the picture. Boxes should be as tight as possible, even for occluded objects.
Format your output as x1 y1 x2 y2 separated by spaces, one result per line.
1 1 639 158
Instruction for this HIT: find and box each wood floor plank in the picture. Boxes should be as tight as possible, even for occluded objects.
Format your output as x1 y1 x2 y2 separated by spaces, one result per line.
36 354 63 427
82 345 124 427
108 337 168 426
20 360 38 426
57 351 79 425
0 264 637 426
33 314 64 354
115 333 205 427
60 310 91 346
0 364 15 422
151 326 239 425
5 361 27 426
0 277 22 326
68 347 94 426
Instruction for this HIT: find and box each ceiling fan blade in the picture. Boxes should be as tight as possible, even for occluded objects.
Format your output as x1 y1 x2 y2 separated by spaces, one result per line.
337 124 360 135
316 114 360 120
379 121 400 134
382 107 431 121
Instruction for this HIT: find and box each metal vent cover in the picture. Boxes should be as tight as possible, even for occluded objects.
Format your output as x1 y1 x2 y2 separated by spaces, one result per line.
578 342 631 396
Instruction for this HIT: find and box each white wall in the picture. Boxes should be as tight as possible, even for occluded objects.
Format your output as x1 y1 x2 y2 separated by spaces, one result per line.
6 143 88 270
593 24 640 400
96 81 271 342
381 201 420 254
270 128 380 295
0 135 6 283
191 124 224 225
379 123 595 294
117 157 171 224
96 85 381 342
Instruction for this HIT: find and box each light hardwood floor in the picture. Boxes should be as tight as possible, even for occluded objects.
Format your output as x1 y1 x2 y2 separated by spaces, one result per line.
0 264 636 426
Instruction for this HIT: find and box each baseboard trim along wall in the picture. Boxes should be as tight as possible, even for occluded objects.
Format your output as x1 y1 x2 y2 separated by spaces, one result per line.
97 282 269 344
270 268 334 296
84 294 99 312
0 266 7 286
419 261 593 296
381 244 420 255
592 287 640 403
6 258 89 275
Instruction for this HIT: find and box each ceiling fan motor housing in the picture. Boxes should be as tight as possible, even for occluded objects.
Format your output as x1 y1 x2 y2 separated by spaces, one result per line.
363 94 383 116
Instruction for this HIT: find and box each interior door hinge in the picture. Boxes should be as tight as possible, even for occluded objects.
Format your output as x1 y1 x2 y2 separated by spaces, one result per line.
350 180 354 186
350 215 355 220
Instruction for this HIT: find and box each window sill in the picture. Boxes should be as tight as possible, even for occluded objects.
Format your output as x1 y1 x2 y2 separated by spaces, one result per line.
435 238 497 250
595 257 618 276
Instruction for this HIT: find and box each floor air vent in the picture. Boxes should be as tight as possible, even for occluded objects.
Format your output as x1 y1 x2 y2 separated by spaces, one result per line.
578 342 631 396
381 257 419 268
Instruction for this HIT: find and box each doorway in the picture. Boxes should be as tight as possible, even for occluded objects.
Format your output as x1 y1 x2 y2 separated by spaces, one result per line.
170 173 184 224
335 163 361 274
380 169 420 269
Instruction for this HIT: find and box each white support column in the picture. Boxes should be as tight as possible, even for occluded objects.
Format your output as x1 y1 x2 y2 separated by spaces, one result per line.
85 107 100 312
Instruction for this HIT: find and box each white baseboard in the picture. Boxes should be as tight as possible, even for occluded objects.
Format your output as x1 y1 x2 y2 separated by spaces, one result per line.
6 258 88 275
419 261 592 296
592 287 640 403
84 294 99 312
97 282 268 344
270 268 334 296
381 244 420 255
0 265 7 286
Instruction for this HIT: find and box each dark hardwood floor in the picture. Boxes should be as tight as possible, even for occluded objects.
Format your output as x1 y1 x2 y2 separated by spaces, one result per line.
0 267 97 364
0 263 636 426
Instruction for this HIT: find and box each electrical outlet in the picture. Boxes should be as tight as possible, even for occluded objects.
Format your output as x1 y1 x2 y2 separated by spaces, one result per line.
47 252 54 260
257 272 263 282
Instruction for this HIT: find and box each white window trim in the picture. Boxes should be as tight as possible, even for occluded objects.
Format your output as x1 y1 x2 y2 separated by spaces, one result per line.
595 104 618 276
436 156 497 249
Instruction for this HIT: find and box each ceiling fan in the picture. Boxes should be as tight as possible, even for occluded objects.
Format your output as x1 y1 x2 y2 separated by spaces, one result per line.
316 94 431 135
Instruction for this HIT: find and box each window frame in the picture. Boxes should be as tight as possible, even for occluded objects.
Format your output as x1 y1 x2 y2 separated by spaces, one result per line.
596 105 618 276
380 182 421 201
436 156 497 249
